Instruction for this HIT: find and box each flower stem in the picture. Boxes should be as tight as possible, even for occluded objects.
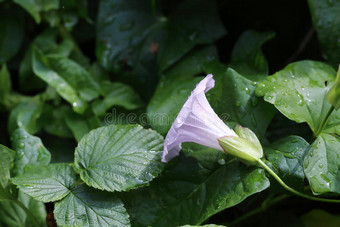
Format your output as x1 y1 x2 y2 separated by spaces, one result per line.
313 105 335 139
257 159 340 203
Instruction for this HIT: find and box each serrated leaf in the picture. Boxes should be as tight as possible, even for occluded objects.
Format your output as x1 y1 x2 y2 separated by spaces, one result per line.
8 98 43 135
32 46 87 114
265 135 309 189
11 128 51 175
54 184 130 227
0 144 15 191
308 0 340 67
74 124 164 192
304 133 340 194
147 46 218 135
11 163 76 202
229 30 275 81
13 0 59 23
122 145 269 226
92 81 143 116
0 191 47 227
256 60 336 133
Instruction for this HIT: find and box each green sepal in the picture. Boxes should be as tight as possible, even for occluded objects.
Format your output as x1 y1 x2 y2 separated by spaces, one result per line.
218 136 262 165
327 65 340 110
234 124 263 157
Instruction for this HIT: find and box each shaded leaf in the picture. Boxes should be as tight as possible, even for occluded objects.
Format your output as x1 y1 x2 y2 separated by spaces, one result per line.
54 184 130 227
0 144 15 193
0 64 11 102
13 0 59 23
300 209 340 227
74 124 164 192
308 0 340 67
11 163 76 202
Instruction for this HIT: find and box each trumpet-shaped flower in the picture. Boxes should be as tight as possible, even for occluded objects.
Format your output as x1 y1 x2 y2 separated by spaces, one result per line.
162 74 238 162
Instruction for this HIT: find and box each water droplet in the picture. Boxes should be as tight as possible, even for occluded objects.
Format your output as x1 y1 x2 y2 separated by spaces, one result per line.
320 174 331 185
291 139 298 143
283 79 289 82
304 160 309 169
318 163 323 168
217 158 226 165
245 87 250 94
189 31 198 41
267 95 273 100
233 83 237 88
259 83 266 88
268 76 276 82
235 101 241 107
18 142 25 148
72 102 78 107
309 151 314 157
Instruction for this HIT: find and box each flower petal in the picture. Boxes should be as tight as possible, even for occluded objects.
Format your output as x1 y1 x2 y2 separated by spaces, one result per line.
162 74 237 162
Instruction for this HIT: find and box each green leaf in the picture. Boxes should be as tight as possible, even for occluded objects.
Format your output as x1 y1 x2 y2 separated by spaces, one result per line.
122 145 269 226
0 7 24 63
11 128 51 175
32 46 87 113
181 225 226 227
65 110 101 142
54 184 130 227
327 66 340 110
208 67 276 138
0 191 47 227
96 0 225 72
46 55 100 101
303 133 340 194
74 124 164 192
265 136 309 189
147 46 218 135
92 81 143 116
308 0 340 67
229 30 275 81
13 0 59 23
0 144 15 191
8 98 43 135
0 64 11 102
256 60 336 133
40 104 74 139
11 163 76 202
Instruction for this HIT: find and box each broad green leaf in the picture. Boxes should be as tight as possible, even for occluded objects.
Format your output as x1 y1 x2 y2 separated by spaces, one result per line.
11 128 51 175
208 67 276 138
181 225 226 227
96 0 225 72
13 0 59 23
74 124 164 192
122 145 269 226
147 46 218 135
0 191 47 227
308 0 340 67
229 30 275 81
11 163 76 202
0 145 15 191
256 60 336 133
92 81 143 116
54 184 130 227
0 64 11 101
32 47 87 113
8 98 43 134
304 133 340 194
265 136 309 189
46 55 100 101
0 8 24 63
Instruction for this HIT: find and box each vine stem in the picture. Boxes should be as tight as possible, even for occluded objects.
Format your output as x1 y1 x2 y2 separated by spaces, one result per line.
313 105 335 139
258 159 340 203
57 24 82 54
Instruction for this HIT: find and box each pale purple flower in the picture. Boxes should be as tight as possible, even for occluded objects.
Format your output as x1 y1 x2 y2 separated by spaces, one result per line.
162 74 237 162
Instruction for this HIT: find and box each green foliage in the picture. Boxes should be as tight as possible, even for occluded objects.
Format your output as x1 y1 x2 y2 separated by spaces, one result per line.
74 124 164 192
